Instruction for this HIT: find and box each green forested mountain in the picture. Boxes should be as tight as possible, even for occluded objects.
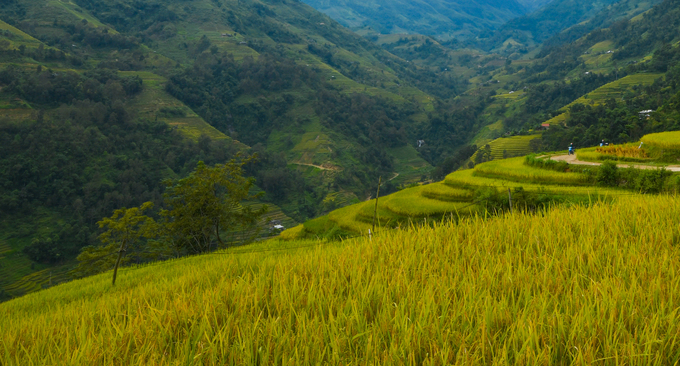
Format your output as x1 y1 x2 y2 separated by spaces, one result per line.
300 0 528 40
477 0 663 55
0 0 477 299
466 0 680 155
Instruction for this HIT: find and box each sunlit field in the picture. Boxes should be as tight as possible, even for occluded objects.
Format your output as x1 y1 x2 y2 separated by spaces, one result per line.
3 196 680 364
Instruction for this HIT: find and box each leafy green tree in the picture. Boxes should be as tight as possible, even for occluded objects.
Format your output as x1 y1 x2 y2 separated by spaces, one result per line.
160 157 267 254
70 202 158 285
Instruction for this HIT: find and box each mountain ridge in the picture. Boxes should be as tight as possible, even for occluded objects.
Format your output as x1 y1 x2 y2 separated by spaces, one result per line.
300 0 529 41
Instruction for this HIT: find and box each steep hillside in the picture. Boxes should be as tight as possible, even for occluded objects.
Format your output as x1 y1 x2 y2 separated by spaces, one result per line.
1 0 494 300
476 0 662 56
301 0 528 41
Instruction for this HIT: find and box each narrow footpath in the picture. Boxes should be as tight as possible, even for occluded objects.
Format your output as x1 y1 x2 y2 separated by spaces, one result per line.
550 154 680 172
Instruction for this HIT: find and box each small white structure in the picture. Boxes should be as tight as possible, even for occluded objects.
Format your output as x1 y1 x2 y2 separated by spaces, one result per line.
639 109 654 119
417 140 425 148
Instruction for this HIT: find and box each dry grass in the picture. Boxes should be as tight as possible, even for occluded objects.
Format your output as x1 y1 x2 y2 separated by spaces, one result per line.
596 145 649 158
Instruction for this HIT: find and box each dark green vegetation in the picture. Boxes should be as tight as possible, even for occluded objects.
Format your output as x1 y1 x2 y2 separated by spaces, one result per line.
0 0 477 299
70 158 267 284
477 0 663 55
300 0 527 41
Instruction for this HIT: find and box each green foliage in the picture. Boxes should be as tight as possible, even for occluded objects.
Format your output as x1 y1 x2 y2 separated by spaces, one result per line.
71 202 157 283
525 155 569 172
620 167 673 193
160 158 267 254
430 145 476 180
596 161 620 187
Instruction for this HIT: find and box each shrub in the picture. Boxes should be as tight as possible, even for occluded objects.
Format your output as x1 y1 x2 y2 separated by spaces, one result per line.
596 161 619 187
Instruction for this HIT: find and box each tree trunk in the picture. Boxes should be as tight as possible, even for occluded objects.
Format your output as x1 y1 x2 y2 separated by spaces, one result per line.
112 240 126 286
216 220 224 248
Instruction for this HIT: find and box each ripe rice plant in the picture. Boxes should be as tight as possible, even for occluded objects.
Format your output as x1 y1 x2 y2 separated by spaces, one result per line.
486 135 542 160
3 196 680 364
596 145 649 158
384 195 479 217
420 182 473 201
327 201 372 234
473 157 589 185
641 131 680 149
280 224 305 240
445 169 624 197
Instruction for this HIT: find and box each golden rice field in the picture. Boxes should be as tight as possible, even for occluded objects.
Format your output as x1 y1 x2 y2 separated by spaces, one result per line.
485 135 542 160
444 168 624 198
641 131 680 150
420 183 474 202
285 156 633 238
474 157 588 185
282 154 630 240
3 196 680 364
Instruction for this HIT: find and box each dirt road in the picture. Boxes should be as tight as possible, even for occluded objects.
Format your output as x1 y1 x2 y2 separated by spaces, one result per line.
291 162 341 171
550 154 680 172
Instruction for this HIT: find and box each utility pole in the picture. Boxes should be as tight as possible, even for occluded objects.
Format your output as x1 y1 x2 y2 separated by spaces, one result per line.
372 176 382 233
508 188 513 214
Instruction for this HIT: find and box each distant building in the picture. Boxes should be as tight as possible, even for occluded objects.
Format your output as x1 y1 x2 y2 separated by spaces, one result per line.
417 139 425 148
639 109 654 119
541 123 550 130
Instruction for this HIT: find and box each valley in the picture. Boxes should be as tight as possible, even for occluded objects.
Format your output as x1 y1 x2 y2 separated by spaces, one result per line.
2 0 680 360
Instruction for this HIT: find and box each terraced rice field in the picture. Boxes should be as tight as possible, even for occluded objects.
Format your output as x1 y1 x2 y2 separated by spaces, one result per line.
0 20 42 49
0 241 11 257
420 182 473 201
283 156 628 238
642 131 680 149
119 71 237 143
244 202 297 231
562 73 664 110
474 157 589 185
543 112 568 126
486 135 542 160
3 266 72 296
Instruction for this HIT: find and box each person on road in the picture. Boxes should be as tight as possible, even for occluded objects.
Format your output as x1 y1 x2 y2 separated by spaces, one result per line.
568 143 575 155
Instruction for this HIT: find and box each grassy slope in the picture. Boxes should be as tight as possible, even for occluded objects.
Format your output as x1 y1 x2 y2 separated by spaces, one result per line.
541 73 664 126
4 195 680 363
120 71 237 142
286 156 632 237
